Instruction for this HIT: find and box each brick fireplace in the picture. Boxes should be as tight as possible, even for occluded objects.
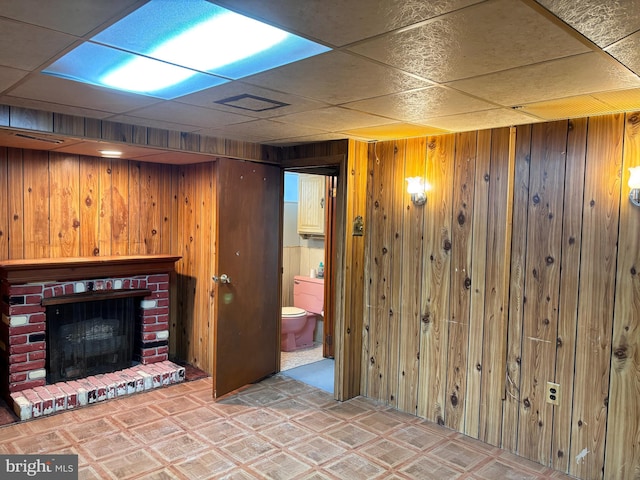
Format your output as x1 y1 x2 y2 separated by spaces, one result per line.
0 255 183 420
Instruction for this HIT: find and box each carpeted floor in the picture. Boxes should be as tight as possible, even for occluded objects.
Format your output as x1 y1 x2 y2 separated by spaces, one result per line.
280 342 324 371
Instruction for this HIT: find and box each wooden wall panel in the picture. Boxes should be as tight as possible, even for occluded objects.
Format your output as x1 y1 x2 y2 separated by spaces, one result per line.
0 148 8 261
553 117 587 472
110 160 129 256
465 129 492 438
502 124 532 451
128 161 142 255
478 127 514 446
97 158 113 257
365 140 397 402
387 139 407 407
49 152 80 258
604 112 640 480
445 131 477 432
139 162 162 254
8 148 24 259
397 137 426 414
517 121 568 464
23 149 50 259
571 114 623 480
418 134 455 424
79 155 100 256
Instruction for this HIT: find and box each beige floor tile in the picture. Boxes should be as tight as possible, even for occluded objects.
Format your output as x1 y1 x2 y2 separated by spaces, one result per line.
248 451 313 479
290 436 348 465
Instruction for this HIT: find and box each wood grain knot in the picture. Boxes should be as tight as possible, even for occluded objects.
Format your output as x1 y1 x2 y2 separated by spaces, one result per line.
464 277 472 289
631 266 637 276
85 196 92 207
450 392 458 407
476 363 482 371
382 247 388 254
437 416 444 426
457 212 465 225
370 357 375 365
484 173 490 182
557 450 564 458
523 398 531 408
421 314 430 324
614 346 628 360
532 194 540 205
93 248 100 256
443 239 452 251
545 256 554 265
577 420 583 427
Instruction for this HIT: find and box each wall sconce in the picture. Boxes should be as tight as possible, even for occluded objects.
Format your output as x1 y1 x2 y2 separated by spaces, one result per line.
629 167 640 207
406 176 427 206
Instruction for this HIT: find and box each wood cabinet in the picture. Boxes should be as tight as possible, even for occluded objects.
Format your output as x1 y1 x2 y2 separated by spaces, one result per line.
297 174 325 237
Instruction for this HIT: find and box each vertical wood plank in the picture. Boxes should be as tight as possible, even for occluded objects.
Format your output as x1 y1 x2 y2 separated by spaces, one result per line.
139 162 161 254
387 139 406 407
479 127 514 445
337 140 366 400
0 148 8 260
552 117 587 472
79 156 100 256
7 148 24 259
98 158 113 257
110 160 129 255
128 161 142 255
465 129 492 438
502 124 532 452
49 152 80 258
397 137 426 414
197 162 214 373
571 114 623 480
366 140 396 402
361 143 375 395
22 150 50 259
158 163 173 255
445 131 477 431
517 121 568 465
604 112 640 480
418 134 455 424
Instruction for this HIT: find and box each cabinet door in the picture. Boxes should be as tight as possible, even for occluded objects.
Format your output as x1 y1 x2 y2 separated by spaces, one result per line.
297 174 325 236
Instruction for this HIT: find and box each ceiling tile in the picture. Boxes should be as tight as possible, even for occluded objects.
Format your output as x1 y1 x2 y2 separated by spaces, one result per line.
606 31 640 76
0 67 29 92
244 51 432 105
536 0 640 48
213 0 483 46
344 86 496 121
176 82 330 118
275 107 396 132
592 88 640 111
0 19 76 71
341 123 449 141
201 119 328 143
7 74 159 114
0 0 141 36
446 52 640 107
348 0 591 83
122 102 255 129
517 95 614 120
0 95 114 120
420 108 541 132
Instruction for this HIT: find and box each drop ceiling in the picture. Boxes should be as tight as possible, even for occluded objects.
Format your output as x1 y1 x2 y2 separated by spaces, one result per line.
1 0 640 150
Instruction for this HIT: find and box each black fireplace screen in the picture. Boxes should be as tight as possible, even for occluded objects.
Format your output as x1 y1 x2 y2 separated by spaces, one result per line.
45 297 135 383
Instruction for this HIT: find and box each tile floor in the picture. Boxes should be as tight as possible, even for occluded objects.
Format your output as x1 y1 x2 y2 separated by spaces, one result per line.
0 374 576 480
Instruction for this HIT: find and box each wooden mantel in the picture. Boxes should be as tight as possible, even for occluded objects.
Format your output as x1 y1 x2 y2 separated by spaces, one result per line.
0 255 182 284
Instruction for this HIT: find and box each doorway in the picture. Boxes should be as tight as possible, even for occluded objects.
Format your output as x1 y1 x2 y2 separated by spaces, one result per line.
280 171 336 393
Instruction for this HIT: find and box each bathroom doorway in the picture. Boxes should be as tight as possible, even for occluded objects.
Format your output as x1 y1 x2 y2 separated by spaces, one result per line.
280 170 336 392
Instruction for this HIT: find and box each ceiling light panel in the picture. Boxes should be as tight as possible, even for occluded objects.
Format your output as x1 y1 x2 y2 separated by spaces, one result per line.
42 0 330 100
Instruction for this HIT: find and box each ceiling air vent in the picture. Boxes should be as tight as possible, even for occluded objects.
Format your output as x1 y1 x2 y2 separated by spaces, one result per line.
214 94 289 112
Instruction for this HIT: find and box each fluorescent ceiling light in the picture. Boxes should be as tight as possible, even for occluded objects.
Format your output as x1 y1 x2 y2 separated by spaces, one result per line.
43 0 330 100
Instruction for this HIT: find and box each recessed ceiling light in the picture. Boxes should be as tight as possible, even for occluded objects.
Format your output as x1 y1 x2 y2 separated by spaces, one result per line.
42 0 330 100
99 150 122 158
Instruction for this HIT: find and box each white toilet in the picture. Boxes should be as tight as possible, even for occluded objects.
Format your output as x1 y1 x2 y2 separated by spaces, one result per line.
281 275 324 352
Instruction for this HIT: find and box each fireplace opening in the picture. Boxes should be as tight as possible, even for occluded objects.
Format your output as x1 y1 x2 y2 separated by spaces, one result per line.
45 296 138 383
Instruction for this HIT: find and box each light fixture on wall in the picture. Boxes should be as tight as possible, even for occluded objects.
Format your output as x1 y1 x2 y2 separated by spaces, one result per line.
629 167 640 207
406 176 427 206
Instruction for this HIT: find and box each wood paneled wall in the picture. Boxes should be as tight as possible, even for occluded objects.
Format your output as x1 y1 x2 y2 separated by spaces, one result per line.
354 113 640 480
0 147 218 373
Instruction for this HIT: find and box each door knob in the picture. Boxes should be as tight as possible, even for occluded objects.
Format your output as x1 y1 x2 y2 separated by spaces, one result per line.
212 274 231 284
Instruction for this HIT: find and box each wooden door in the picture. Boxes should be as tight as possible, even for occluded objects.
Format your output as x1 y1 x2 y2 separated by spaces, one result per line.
213 158 281 398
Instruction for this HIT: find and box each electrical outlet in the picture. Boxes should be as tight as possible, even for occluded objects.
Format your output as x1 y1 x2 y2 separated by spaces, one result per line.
546 382 560 405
